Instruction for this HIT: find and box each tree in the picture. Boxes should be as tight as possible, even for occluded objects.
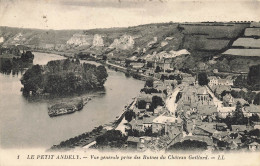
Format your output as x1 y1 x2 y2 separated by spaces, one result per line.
163 89 168 96
224 113 233 130
147 62 153 68
145 79 153 88
248 129 260 137
254 93 260 105
217 140 229 148
232 102 246 125
198 72 209 86
21 60 108 95
125 111 135 122
21 51 34 62
96 130 126 148
160 75 166 81
151 96 164 111
247 64 260 90
96 65 108 85
102 55 107 61
234 75 247 88
21 64 43 93
75 58 80 65
63 58 71 70
250 114 260 122
144 126 153 136
155 66 161 73
137 100 146 109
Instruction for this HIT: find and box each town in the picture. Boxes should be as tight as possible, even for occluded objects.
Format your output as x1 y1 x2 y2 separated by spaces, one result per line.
1 22 260 153
91 52 260 152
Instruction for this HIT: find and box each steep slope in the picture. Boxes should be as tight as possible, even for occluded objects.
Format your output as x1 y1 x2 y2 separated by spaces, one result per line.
1 22 259 73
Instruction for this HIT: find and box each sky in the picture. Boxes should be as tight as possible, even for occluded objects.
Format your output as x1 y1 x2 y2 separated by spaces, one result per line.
0 0 259 30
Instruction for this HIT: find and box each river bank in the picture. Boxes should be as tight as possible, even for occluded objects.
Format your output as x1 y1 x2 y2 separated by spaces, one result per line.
32 48 157 82
29 51 145 149
1 51 145 148
31 49 74 58
49 98 136 151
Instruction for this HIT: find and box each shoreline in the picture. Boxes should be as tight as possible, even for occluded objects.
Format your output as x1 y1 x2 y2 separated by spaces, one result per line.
28 50 145 151
49 97 137 151
48 97 91 117
32 49 156 82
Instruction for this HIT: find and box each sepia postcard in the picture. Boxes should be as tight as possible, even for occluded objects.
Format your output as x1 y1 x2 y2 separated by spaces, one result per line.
0 0 260 165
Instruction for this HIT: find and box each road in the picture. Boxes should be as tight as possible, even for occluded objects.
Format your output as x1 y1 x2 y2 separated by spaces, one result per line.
166 87 180 115
205 86 223 109
82 141 96 149
106 61 158 80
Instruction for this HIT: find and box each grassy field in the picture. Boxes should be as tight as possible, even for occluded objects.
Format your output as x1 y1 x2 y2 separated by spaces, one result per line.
232 38 260 48
183 36 230 51
223 49 260 57
180 23 250 38
244 28 260 37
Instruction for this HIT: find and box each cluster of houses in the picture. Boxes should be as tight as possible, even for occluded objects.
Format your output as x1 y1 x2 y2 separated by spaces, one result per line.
107 52 260 152
208 76 234 87
123 74 260 152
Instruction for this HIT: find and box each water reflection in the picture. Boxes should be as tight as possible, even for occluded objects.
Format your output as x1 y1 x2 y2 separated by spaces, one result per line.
0 58 32 76
23 86 107 104
0 52 144 148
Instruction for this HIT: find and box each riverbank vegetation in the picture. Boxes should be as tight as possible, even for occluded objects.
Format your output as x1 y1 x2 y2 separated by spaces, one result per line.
0 49 34 74
95 130 127 150
21 58 108 95
50 125 105 150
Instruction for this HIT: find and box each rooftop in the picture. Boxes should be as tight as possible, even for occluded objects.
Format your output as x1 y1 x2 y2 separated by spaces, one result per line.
197 105 217 116
234 98 249 106
249 142 260 146
127 136 140 143
244 105 260 113
196 123 217 134
231 125 253 132
183 135 214 146
153 115 182 124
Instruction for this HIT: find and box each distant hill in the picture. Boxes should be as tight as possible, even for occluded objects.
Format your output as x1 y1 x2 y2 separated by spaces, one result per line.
1 22 260 73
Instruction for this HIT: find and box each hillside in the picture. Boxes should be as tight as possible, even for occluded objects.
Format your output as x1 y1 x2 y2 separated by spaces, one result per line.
1 22 260 73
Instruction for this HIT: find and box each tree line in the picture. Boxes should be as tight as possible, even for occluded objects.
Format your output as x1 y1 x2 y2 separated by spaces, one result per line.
21 58 108 95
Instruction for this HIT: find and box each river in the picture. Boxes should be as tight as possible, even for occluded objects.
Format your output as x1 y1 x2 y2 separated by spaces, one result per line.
0 52 144 149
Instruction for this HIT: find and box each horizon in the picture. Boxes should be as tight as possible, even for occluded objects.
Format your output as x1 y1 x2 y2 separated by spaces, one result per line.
0 21 258 31
0 0 260 30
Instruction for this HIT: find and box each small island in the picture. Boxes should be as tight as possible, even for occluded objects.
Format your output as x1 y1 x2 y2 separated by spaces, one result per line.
20 58 108 117
20 58 108 95
48 97 91 117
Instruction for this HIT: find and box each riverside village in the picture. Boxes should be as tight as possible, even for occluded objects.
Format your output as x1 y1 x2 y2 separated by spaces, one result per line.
0 21 260 153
